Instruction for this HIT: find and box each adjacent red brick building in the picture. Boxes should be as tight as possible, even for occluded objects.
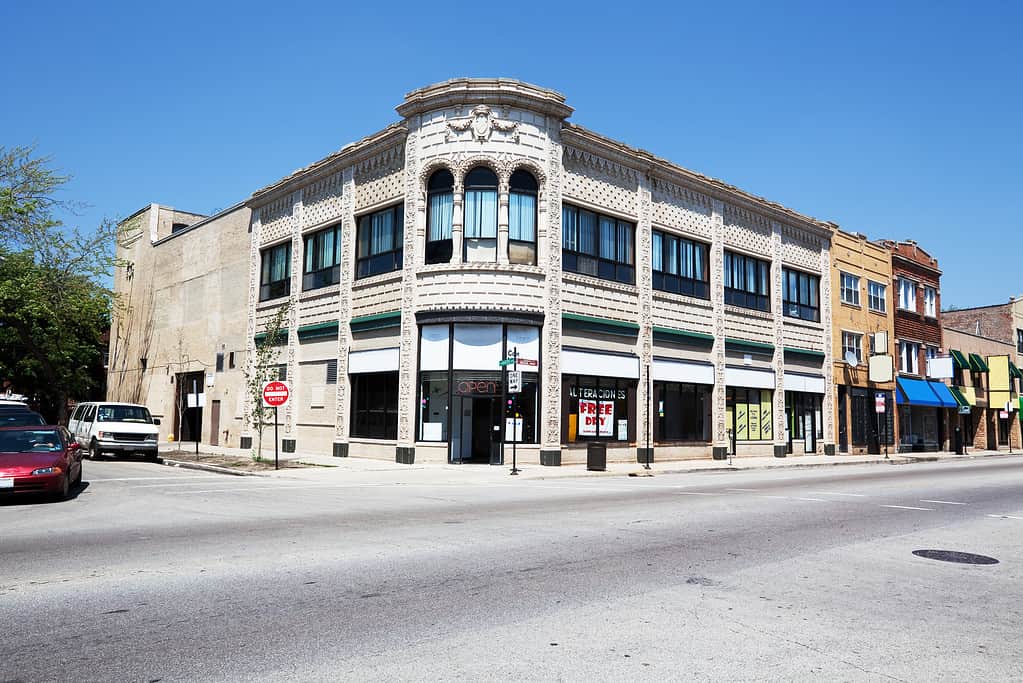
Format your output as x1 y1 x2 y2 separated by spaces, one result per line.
876 240 949 450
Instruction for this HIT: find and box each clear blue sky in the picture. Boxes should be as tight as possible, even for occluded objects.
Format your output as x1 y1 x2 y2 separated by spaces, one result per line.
3 1 1020 307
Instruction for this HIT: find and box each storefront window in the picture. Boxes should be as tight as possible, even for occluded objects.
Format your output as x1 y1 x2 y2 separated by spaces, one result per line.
350 371 399 439
505 373 538 443
726 388 773 441
654 382 712 442
563 375 634 443
418 371 449 441
785 392 823 442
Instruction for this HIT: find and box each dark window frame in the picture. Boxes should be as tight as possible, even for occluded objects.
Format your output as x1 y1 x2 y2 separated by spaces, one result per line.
652 229 709 299
350 371 399 439
723 250 770 312
356 204 404 279
425 169 454 264
302 223 342 290
259 242 291 302
508 169 538 265
782 268 820 322
561 203 635 285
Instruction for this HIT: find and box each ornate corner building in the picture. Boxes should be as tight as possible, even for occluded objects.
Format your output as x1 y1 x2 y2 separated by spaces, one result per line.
112 79 838 465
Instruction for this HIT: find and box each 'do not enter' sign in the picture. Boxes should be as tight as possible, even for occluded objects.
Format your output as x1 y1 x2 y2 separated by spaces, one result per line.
261 381 290 408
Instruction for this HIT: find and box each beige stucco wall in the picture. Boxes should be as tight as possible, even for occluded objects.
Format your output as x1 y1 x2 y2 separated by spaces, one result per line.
108 205 250 446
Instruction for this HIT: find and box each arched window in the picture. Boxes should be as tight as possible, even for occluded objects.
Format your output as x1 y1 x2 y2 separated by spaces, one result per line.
463 166 498 262
426 169 453 264
508 169 538 265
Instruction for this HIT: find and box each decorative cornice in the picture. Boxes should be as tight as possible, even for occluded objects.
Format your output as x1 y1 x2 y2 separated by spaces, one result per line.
396 78 573 120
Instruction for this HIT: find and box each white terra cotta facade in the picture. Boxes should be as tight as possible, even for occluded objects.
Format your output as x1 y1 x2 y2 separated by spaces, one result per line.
242 78 836 466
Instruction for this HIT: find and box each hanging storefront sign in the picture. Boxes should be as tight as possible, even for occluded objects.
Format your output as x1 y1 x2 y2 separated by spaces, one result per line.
569 385 627 401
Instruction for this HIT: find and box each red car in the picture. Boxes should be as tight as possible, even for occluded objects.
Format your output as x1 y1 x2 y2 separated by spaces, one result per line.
0 426 83 501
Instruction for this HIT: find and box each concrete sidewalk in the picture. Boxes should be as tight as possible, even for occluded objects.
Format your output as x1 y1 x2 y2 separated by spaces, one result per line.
159 442 1020 484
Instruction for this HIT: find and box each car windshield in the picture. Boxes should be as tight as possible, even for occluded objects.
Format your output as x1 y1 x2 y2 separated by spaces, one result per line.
0 429 63 453
0 414 46 427
96 405 153 423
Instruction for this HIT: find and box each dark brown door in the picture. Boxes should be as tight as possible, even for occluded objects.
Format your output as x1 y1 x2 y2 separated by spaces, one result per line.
210 400 221 446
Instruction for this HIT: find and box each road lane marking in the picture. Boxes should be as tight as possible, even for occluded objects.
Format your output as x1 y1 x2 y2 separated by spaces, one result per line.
87 476 223 482
920 500 967 505
791 497 827 502
757 495 789 500
987 514 1023 520
810 492 865 497
676 491 715 496
727 488 758 492
880 504 933 511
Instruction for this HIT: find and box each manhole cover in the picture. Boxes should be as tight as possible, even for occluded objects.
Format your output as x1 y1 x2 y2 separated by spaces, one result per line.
912 549 999 565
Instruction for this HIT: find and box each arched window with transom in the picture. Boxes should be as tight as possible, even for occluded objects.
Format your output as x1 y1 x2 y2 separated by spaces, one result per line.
508 169 538 265
463 166 498 262
426 169 453 264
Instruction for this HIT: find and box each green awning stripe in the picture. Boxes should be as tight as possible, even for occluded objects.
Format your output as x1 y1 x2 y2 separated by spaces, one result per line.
969 353 990 373
562 313 640 331
726 338 775 352
253 329 289 345
350 311 401 332
297 321 339 340
784 347 826 359
948 386 970 407
1010 362 1022 379
652 326 714 342
950 349 969 370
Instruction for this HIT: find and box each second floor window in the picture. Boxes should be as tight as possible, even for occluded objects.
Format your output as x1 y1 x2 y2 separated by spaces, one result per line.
652 230 708 298
782 268 819 322
464 166 498 263
1017 329 1023 354
899 340 920 375
356 204 403 279
924 286 937 317
868 281 887 313
840 272 860 306
259 242 291 301
562 204 635 284
898 278 916 311
724 250 769 312
508 170 538 265
426 169 454 264
842 331 863 363
302 224 342 290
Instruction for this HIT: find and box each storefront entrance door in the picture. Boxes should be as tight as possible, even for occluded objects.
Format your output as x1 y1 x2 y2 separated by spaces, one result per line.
450 395 502 464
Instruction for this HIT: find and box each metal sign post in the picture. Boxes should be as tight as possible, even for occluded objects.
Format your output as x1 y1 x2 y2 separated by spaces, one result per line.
262 381 290 471
509 347 520 476
193 378 199 458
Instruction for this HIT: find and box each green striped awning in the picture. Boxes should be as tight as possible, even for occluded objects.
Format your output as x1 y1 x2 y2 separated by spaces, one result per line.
948 386 970 407
949 349 969 370
1010 362 1022 380
969 353 990 373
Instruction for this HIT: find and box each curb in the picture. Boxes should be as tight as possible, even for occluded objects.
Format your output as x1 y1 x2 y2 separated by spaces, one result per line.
160 458 268 477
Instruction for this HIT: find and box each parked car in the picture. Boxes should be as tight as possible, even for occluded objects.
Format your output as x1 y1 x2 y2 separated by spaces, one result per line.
0 411 47 427
68 402 160 460
0 426 83 501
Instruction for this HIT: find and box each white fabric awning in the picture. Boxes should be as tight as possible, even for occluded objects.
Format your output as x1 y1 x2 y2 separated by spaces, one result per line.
725 366 775 390
652 358 714 385
785 372 826 394
562 349 640 379
348 348 399 374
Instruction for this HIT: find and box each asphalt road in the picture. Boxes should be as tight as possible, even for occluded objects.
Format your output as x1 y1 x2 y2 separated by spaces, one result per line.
2 457 1022 682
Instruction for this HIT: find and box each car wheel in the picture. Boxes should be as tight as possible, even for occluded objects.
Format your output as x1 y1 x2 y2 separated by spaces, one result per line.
53 471 71 502
87 439 98 460
72 461 82 487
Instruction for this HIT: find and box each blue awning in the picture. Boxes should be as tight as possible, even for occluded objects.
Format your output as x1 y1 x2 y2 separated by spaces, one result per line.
896 378 943 407
927 381 959 408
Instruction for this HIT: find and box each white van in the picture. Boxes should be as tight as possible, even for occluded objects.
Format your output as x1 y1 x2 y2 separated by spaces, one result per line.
68 402 161 460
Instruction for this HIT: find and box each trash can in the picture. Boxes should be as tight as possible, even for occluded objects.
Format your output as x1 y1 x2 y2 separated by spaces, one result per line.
587 442 606 471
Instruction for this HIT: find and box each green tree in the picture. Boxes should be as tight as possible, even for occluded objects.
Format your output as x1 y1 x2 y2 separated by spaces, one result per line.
0 145 118 422
244 302 291 460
